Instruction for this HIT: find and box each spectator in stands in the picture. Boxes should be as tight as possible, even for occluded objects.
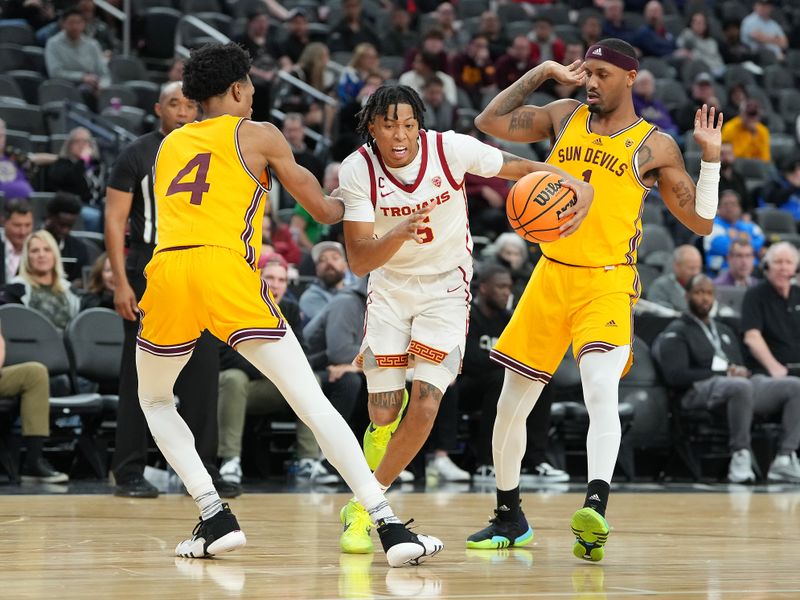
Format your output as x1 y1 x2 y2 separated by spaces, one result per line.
279 113 324 209
762 156 800 222
705 189 765 274
724 83 749 121
291 162 337 251
580 14 603 49
656 274 800 483
0 118 34 201
495 35 537 91
332 72 384 160
76 0 119 54
44 8 110 110
452 34 496 109
399 51 458 105
601 0 636 44
261 212 302 266
216 254 337 485
5 230 79 330
740 0 788 61
422 76 456 132
431 2 464 52
0 329 68 483
647 245 703 312
47 127 104 232
166 58 185 83
714 239 758 288
677 11 725 76
529 16 565 64
742 242 800 380
461 265 569 484
402 28 449 76
80 252 114 310
302 276 371 479
234 9 280 122
279 8 314 64
299 241 348 324
484 233 534 308
287 43 337 137
722 98 771 162
633 0 679 58
42 192 91 285
632 69 679 137
1 200 33 285
675 73 722 134
718 142 752 214
720 18 758 67
329 0 381 53
381 6 418 58
3 0 55 32
337 42 380 104
477 11 508 61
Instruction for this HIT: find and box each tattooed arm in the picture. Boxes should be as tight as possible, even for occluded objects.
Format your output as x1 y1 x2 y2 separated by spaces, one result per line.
475 60 583 143
643 132 714 235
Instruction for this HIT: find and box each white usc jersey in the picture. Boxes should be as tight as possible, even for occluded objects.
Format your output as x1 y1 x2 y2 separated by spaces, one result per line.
341 130 503 275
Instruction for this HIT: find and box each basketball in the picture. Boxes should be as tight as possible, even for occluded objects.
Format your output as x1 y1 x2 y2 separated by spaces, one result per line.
506 171 577 243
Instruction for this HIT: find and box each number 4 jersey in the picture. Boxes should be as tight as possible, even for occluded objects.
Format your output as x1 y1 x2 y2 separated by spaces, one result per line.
153 115 270 268
340 130 503 276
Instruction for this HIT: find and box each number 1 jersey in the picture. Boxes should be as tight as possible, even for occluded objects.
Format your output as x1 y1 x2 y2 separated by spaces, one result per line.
153 115 270 268
340 130 503 276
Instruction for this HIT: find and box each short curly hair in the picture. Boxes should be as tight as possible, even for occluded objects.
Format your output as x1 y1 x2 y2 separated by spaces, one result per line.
182 42 252 103
356 84 426 148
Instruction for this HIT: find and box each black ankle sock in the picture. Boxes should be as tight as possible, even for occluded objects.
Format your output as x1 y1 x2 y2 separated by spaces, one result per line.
583 479 610 516
496 487 520 521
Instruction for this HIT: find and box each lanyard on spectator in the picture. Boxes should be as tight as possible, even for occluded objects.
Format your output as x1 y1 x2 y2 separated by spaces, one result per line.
690 315 727 360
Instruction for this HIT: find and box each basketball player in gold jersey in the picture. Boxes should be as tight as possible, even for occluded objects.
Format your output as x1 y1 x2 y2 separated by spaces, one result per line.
466 38 722 560
136 42 443 567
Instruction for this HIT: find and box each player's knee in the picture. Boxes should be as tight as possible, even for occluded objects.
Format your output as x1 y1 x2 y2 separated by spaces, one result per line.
368 389 405 426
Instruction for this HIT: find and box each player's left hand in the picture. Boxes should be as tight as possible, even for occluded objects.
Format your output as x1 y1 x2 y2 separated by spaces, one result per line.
693 104 723 161
558 180 593 238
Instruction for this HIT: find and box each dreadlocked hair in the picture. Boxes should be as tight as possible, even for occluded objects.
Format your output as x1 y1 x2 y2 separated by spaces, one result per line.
182 42 251 103
355 84 426 147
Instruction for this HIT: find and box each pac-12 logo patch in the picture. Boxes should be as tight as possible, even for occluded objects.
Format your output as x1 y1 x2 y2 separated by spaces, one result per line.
432 176 442 188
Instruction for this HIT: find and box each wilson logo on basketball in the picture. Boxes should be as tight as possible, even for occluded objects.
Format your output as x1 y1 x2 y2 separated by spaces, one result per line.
432 176 442 188
533 180 565 206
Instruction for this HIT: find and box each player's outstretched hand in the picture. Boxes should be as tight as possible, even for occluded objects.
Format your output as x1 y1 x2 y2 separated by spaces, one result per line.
558 180 594 238
396 202 435 244
545 59 586 87
114 280 140 321
692 104 723 158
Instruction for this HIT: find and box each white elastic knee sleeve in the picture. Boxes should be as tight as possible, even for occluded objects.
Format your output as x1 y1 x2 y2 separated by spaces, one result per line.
579 345 629 483
413 358 456 394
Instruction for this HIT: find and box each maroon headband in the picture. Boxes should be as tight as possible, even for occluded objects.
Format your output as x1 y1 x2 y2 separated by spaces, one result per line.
584 44 639 71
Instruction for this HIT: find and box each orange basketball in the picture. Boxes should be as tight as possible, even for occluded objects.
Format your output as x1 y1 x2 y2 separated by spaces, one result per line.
506 171 577 243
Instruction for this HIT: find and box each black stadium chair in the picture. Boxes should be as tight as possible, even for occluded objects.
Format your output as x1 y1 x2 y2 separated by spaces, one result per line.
5 69 44 105
0 102 46 135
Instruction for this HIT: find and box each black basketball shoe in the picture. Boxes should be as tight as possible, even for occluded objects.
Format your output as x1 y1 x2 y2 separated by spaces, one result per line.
376 519 443 567
175 503 246 558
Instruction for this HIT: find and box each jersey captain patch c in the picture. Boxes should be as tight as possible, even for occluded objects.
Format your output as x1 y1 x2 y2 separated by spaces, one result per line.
543 103 656 268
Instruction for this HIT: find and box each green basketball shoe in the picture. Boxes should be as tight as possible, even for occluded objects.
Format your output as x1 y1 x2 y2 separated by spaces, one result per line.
340 498 374 554
570 507 609 562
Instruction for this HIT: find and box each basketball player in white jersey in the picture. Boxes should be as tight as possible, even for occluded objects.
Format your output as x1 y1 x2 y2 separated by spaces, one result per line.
337 84 595 554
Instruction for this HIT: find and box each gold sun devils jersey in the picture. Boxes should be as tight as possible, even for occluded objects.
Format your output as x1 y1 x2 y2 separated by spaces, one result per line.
542 104 656 267
153 115 270 268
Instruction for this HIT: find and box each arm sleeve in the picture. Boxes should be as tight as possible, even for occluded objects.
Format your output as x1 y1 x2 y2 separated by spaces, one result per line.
340 154 375 223
441 131 503 181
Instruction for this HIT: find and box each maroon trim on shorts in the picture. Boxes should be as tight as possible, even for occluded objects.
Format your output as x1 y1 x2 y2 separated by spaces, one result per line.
489 348 552 384
136 337 197 357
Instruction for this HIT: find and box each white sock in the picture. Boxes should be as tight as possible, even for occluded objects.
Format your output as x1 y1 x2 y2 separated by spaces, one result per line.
235 331 396 518
492 370 545 490
136 348 221 519
579 345 629 482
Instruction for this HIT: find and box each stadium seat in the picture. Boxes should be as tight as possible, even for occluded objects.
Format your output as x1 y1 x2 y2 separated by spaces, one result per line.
0 22 35 46
98 85 139 112
38 79 82 106
108 55 149 84
5 69 43 105
641 202 664 226
139 7 182 62
0 101 46 135
21 45 46 75
756 207 796 235
458 0 489 19
638 224 675 261
123 79 161 111
0 74 24 102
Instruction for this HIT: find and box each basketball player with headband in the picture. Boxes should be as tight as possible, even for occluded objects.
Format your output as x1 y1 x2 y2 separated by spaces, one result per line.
335 84 594 556
466 38 722 560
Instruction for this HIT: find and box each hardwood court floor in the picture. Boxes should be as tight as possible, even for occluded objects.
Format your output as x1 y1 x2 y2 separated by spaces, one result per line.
0 491 798 599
